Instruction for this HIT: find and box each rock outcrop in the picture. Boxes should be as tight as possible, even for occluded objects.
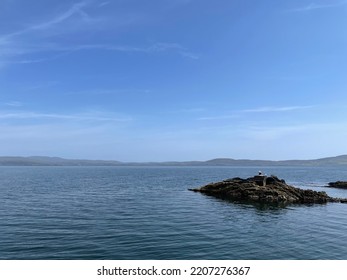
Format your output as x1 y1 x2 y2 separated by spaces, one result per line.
327 181 347 189
189 175 346 204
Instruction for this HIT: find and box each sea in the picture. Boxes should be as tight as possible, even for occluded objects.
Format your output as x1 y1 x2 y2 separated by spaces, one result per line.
0 166 346 260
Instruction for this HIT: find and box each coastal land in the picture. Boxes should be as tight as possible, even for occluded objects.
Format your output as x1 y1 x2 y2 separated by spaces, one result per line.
0 155 347 166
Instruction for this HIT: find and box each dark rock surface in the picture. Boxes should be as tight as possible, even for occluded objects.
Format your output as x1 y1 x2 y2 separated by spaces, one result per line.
327 181 347 189
189 175 346 204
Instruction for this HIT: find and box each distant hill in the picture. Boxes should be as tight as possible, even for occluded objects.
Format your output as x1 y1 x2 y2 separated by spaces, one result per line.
0 156 123 166
0 155 347 166
201 155 347 166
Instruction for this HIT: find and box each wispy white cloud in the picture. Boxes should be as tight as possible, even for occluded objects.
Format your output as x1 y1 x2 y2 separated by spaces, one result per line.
22 81 60 91
243 123 310 141
21 42 198 59
26 2 89 32
0 41 199 67
146 42 199 59
99 1 110 8
4 55 66 65
197 114 238 121
241 105 315 113
178 108 205 113
289 1 347 12
0 2 91 66
3 101 23 107
197 105 315 121
2 1 91 40
62 88 153 96
0 110 132 122
66 42 199 59
0 0 199 68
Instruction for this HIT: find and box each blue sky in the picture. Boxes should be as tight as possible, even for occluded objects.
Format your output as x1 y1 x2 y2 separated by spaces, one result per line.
0 0 347 161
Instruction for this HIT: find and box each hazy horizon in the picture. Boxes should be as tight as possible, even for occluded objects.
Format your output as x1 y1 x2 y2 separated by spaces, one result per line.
0 154 346 163
1 0 347 162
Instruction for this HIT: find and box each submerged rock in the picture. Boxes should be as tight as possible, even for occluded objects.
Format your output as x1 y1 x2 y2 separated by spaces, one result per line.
189 175 345 204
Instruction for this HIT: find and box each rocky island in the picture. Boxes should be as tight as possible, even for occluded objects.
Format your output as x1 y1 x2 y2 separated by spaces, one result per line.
326 181 347 189
189 175 347 205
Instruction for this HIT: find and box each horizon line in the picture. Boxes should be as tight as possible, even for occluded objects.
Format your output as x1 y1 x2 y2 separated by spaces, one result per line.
0 154 346 163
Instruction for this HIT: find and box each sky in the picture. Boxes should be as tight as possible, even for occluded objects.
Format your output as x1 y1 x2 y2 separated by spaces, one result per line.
0 0 347 162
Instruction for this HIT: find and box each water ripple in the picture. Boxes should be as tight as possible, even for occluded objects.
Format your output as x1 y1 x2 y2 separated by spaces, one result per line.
0 166 347 259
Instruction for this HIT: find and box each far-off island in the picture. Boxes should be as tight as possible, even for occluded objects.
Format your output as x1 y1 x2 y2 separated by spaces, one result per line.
189 174 347 205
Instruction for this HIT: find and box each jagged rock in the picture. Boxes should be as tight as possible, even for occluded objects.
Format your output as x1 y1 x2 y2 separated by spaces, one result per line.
189 175 344 205
327 181 347 189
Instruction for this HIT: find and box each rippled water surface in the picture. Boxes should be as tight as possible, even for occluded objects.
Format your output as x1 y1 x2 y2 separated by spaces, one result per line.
0 166 347 259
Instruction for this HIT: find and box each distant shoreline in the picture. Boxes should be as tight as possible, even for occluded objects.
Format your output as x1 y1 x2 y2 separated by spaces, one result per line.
0 155 347 166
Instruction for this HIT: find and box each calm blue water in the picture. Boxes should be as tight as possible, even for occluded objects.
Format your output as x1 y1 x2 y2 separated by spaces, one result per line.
0 166 347 260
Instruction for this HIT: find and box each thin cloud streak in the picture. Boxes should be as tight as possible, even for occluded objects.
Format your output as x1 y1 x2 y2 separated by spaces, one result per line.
2 1 90 39
0 1 199 68
289 1 347 12
0 2 92 65
28 2 89 31
197 105 315 121
197 115 238 121
241 105 315 113
74 42 199 59
1 42 199 67
0 111 132 122
99 1 110 8
3 101 23 107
